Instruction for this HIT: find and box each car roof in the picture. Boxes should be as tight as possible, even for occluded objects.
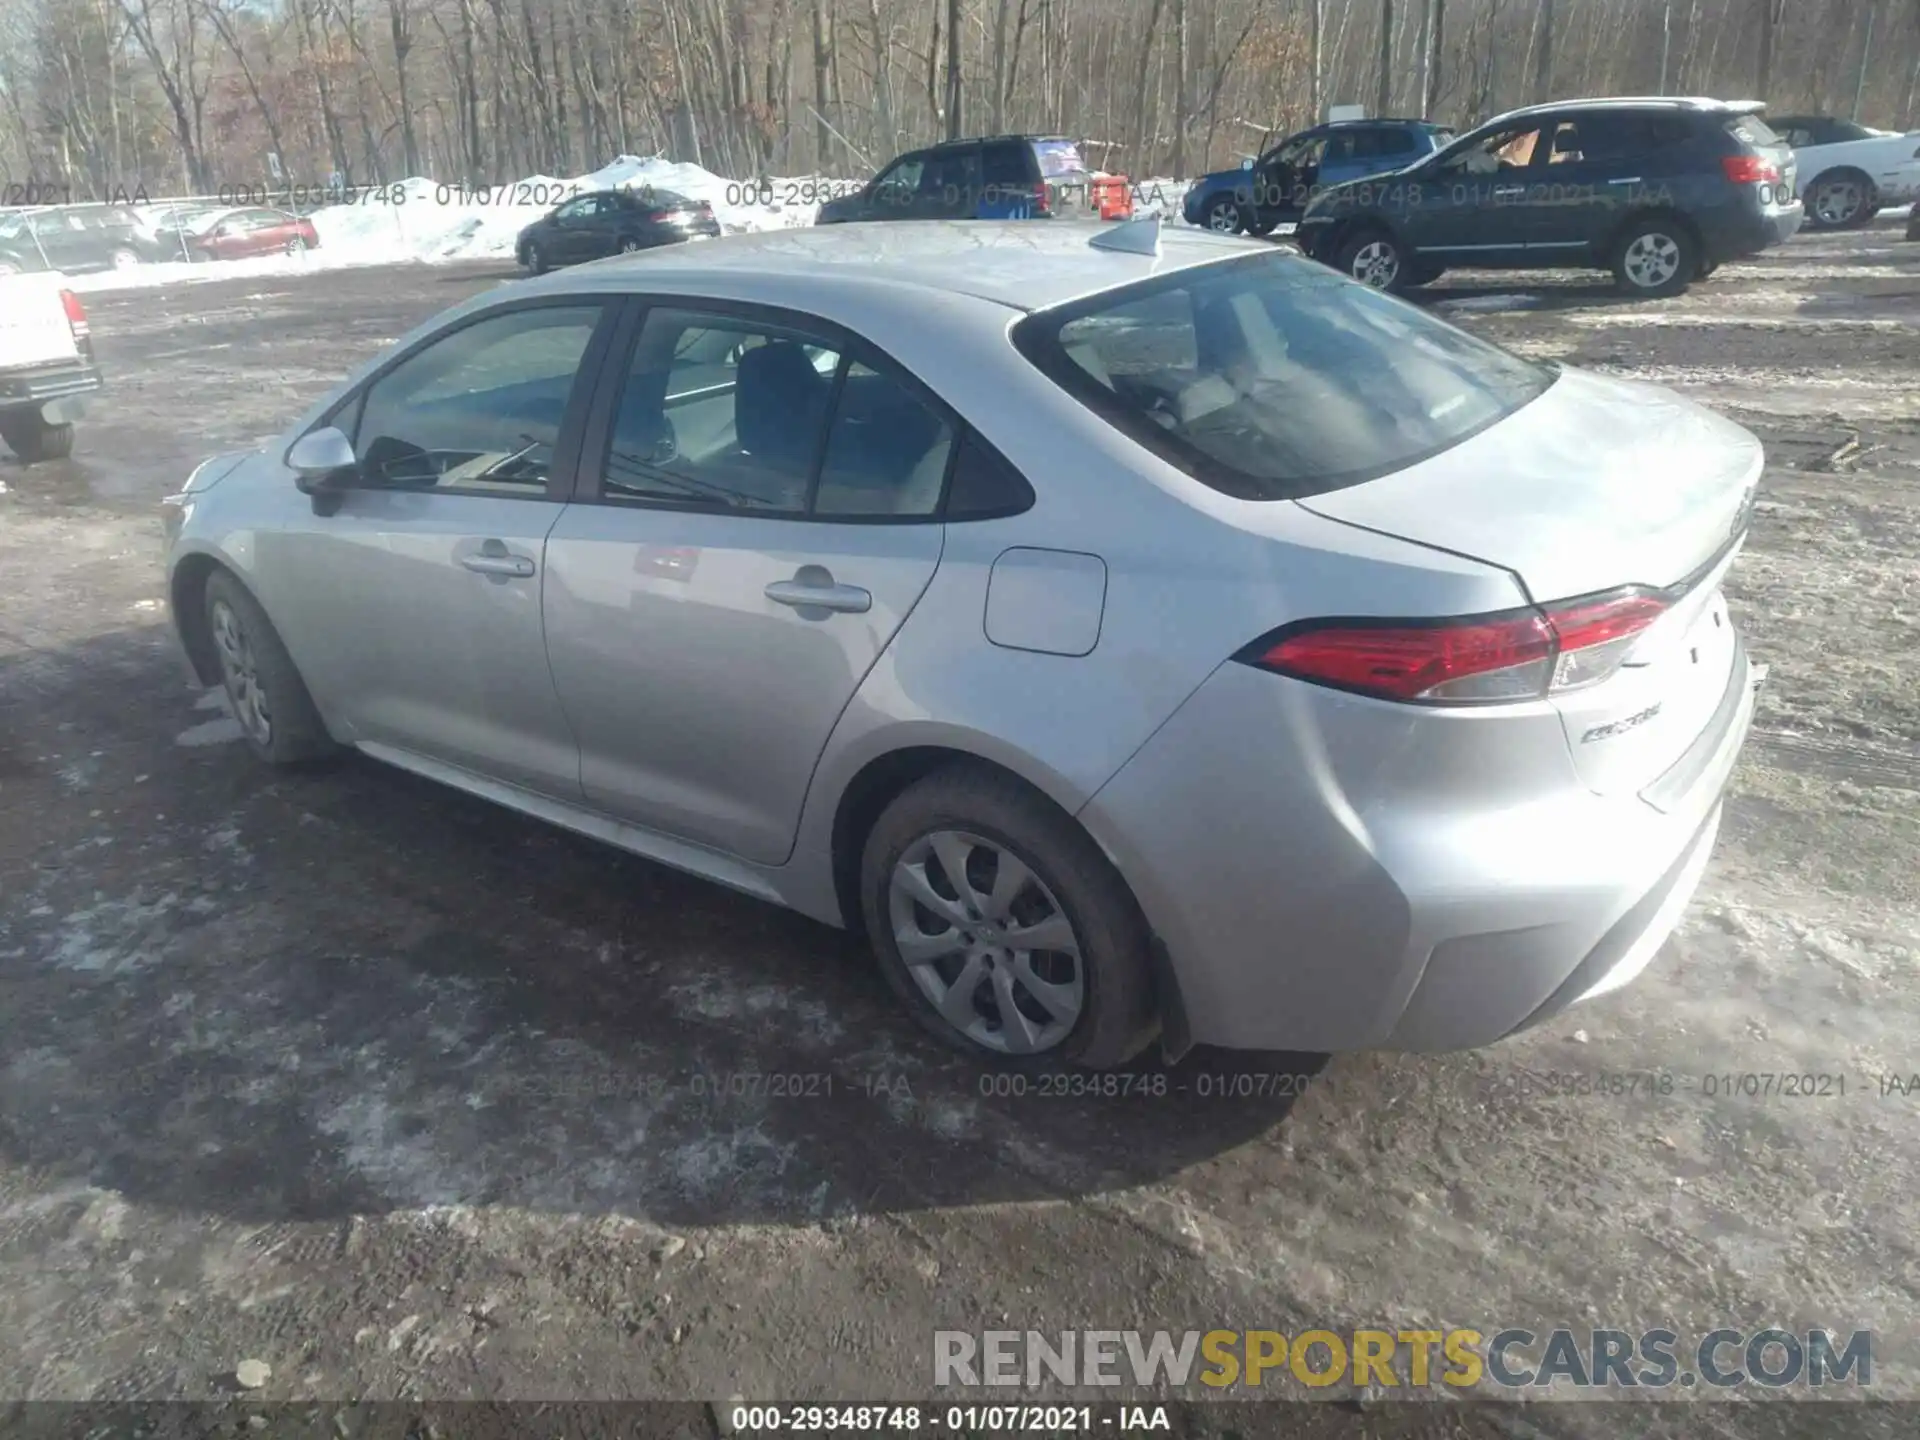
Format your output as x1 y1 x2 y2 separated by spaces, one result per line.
1480 95 1762 126
514 220 1261 314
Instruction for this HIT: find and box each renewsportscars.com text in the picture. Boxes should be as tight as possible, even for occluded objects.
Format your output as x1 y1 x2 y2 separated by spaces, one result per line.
933 1327 1873 1391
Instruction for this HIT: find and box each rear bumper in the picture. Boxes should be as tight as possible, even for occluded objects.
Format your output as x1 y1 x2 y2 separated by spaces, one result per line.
1708 198 1803 258
0 359 103 421
1079 640 1756 1054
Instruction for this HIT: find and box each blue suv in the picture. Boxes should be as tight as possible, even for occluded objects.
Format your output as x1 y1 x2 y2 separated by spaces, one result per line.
1181 118 1454 234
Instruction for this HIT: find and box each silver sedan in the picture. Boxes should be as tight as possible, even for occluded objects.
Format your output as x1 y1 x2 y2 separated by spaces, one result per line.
162 219 1761 1069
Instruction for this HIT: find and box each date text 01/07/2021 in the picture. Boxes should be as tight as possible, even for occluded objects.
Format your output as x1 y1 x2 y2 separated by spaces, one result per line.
726 1404 1174 1432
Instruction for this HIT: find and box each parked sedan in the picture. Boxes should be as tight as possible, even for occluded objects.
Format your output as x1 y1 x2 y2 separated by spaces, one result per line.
162 221 1759 1069
1767 113 1920 229
516 188 720 273
181 208 320 263
185 207 321 261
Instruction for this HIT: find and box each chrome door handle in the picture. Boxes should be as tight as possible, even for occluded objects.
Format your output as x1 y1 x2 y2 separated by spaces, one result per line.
765 579 871 614
461 552 535 578
1492 185 1526 197
1606 177 1643 185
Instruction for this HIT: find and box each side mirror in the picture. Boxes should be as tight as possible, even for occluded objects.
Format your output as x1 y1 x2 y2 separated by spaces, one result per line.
288 426 357 514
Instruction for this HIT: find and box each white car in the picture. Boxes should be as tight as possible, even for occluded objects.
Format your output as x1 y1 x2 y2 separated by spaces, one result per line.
0 271 100 462
1768 113 1920 229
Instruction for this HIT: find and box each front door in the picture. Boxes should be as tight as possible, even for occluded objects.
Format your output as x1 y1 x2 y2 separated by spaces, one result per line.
1403 122 1548 266
915 146 985 220
263 300 614 798
542 302 954 865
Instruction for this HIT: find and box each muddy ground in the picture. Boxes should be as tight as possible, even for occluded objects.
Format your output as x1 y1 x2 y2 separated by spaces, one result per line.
2 222 1917 1438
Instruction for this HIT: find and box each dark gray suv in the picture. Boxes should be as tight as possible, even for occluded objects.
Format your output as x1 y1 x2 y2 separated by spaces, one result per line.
1296 98 1805 298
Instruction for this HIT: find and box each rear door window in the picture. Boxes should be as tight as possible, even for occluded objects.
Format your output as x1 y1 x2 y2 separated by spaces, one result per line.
1012 251 1555 500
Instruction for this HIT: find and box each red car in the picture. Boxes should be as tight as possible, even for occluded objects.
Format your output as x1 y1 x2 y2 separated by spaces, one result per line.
187 207 320 261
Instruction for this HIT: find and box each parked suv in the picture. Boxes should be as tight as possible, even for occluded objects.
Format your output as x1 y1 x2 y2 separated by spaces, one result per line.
1296 98 1803 297
815 136 1131 224
1182 118 1455 234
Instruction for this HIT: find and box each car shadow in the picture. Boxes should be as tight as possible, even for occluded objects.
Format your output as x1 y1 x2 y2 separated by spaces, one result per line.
0 625 1315 1232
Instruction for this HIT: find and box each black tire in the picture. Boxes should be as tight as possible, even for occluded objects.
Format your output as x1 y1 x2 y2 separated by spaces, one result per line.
1611 215 1697 298
202 570 339 766
860 764 1158 1071
1201 196 1244 234
1696 258 1720 280
0 413 75 463
522 241 547 275
1804 168 1876 231
1332 226 1409 292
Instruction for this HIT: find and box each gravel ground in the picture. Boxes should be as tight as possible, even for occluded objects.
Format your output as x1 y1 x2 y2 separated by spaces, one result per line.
1 223 1917 1437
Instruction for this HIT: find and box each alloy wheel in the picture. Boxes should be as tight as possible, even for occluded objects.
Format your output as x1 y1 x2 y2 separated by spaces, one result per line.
1622 231 1681 290
285 237 308 256
620 237 643 253
888 830 1085 1055
1351 239 1400 288
211 598 272 746
1206 201 1241 233
1812 178 1864 227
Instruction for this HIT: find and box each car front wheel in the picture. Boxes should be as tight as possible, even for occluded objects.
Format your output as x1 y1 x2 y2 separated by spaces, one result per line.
1334 229 1407 291
202 570 339 766
1202 197 1243 233
860 765 1157 1070
522 242 546 274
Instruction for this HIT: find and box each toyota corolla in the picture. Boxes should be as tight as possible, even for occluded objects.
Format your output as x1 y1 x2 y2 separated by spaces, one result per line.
162 220 1761 1070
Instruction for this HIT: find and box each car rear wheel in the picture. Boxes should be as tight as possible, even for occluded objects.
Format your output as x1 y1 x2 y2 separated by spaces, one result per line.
0 413 75 463
522 242 547 275
1203 197 1243 233
618 235 644 254
109 247 142 270
860 765 1157 1071
285 236 309 256
1612 217 1697 298
202 570 339 766
1334 228 1407 292
1805 169 1876 230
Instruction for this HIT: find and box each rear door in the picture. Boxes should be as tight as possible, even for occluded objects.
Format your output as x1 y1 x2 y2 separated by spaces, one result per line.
262 299 616 798
541 300 953 865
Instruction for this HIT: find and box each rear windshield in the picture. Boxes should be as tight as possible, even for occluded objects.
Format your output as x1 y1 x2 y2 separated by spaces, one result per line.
1012 251 1555 501
1032 140 1087 178
1726 114 1781 147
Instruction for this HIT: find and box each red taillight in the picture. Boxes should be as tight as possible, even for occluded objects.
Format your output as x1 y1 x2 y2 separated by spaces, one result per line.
1032 181 1052 216
60 288 89 339
1721 154 1780 184
1243 589 1671 705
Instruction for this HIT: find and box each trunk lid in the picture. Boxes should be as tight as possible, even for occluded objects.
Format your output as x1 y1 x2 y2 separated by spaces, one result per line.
1297 367 1762 795
1295 367 1762 602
